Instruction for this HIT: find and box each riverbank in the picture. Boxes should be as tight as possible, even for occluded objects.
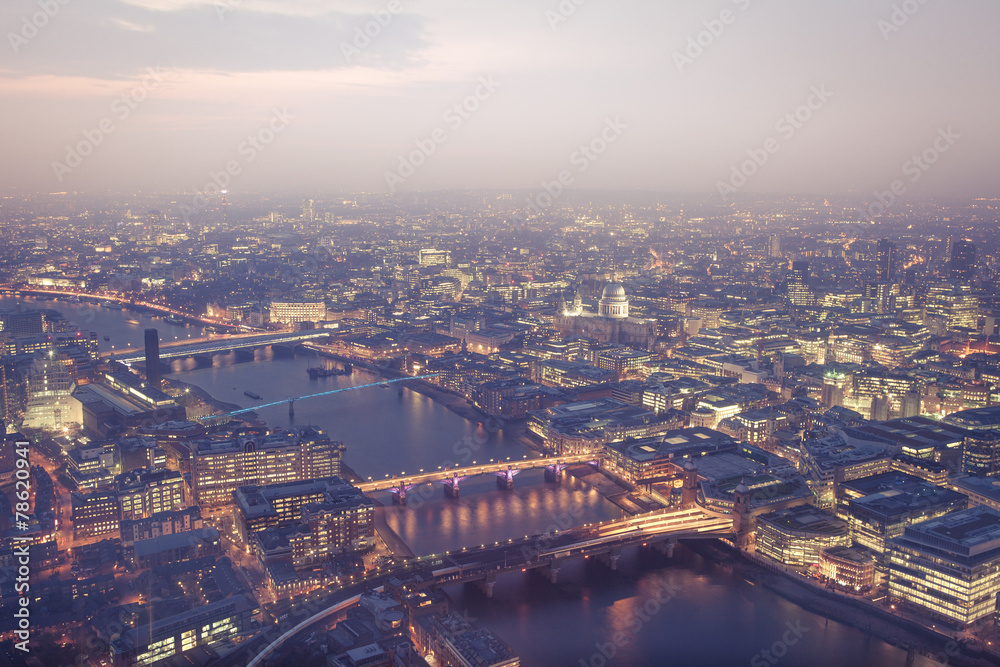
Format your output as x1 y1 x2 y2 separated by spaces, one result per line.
687 540 1000 667
370 497 416 561
166 378 246 420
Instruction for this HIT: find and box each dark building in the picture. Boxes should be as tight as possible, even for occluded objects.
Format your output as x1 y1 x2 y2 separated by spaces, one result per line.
144 328 161 390
0 310 44 339
875 239 896 281
949 239 977 283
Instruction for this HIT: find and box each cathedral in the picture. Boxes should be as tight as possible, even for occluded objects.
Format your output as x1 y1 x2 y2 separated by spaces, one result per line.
553 282 657 348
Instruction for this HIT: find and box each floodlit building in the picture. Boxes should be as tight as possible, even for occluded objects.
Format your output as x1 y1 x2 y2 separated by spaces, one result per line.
755 505 851 567
190 426 344 506
887 506 1000 625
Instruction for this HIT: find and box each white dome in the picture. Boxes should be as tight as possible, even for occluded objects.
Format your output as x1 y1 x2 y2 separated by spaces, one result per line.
602 283 626 299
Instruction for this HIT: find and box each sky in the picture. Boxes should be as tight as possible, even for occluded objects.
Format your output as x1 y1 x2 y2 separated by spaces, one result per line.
1 0 998 198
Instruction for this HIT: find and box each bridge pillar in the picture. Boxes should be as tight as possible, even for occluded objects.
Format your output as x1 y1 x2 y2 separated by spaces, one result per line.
654 537 678 558
480 570 498 599
598 546 622 571
544 464 565 483
496 466 519 490
547 558 564 584
392 485 407 506
444 483 459 498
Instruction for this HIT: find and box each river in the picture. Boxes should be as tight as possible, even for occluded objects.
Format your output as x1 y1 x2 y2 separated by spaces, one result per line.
5 296 944 667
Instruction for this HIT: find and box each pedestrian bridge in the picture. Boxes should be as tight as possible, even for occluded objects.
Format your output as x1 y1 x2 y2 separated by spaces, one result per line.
111 329 330 363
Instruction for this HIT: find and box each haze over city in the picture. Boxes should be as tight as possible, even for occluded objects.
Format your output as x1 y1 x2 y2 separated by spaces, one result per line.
1 0 998 197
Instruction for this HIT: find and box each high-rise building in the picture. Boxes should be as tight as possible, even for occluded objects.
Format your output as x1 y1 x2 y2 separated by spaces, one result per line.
190 426 344 506
949 239 977 283
769 235 782 258
875 239 896 281
787 261 815 306
144 328 161 390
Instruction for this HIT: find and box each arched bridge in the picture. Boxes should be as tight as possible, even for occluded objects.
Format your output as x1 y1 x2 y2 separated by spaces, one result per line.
358 453 599 502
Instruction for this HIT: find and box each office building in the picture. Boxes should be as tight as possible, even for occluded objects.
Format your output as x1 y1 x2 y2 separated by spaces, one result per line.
875 239 896 281
110 593 256 666
234 476 373 546
117 468 186 521
190 426 344 506
71 491 120 540
269 299 327 325
787 261 815 306
949 239 977 283
888 506 1000 625
755 505 851 567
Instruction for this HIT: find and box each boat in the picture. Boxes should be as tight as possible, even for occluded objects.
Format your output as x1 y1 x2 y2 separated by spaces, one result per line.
307 366 350 379
244 391 261 400
125 318 140 325
103 335 110 341
165 314 183 325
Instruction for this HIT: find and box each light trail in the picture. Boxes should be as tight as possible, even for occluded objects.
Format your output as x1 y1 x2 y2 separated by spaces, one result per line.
197 374 440 420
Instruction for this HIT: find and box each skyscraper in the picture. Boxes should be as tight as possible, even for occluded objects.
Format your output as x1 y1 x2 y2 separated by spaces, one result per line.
144 328 161 390
875 239 896 281
787 261 815 306
769 235 782 258
949 240 977 283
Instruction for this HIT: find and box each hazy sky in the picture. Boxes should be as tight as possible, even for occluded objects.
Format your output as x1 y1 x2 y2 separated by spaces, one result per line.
2 0 998 198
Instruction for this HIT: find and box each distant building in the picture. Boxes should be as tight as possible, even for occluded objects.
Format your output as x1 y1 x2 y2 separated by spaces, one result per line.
949 239 977 283
553 283 657 348
269 299 327 326
143 328 161 390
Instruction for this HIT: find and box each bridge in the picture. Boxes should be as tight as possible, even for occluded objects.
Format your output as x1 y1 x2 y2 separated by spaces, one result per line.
112 330 332 364
246 506 733 666
357 453 597 501
0 284 240 331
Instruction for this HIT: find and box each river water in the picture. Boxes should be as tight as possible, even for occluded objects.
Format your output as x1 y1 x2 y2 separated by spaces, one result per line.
7 296 941 667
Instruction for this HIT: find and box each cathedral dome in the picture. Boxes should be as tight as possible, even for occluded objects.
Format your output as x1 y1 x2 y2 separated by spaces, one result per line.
598 282 629 319
601 283 626 299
